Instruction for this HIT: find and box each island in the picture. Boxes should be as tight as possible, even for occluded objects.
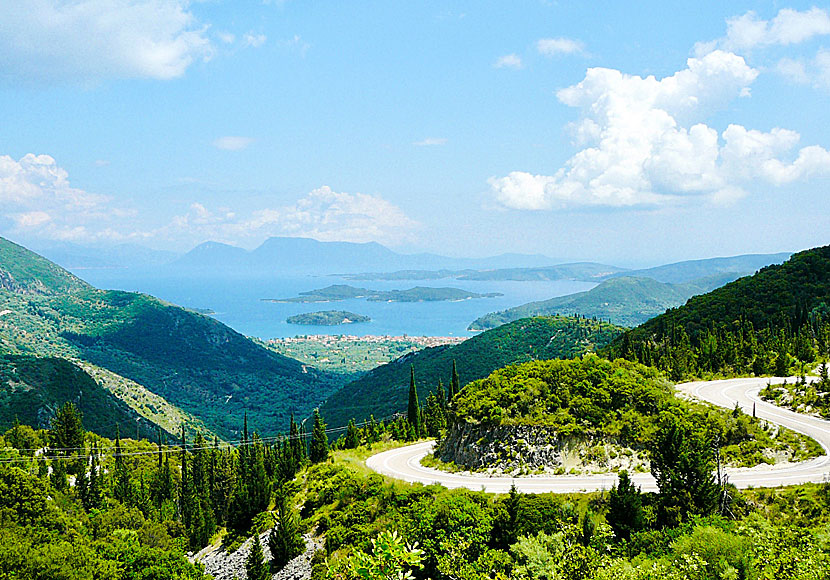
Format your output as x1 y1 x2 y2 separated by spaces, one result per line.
286 310 371 326
264 284 503 304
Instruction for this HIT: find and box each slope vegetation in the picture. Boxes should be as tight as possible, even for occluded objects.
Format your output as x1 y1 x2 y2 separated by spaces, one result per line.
469 274 742 330
0 237 340 439
319 316 623 428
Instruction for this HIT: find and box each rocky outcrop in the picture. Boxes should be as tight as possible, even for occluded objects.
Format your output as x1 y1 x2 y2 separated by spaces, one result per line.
194 532 322 580
436 423 649 475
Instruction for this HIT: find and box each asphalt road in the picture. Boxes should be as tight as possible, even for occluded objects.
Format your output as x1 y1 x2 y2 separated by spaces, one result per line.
365 377 830 494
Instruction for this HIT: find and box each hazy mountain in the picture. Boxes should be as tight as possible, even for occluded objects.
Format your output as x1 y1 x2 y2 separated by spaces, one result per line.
610 253 791 284
170 236 562 274
35 241 181 270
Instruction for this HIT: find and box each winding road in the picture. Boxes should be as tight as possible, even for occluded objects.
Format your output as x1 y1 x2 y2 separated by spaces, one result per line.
365 377 830 494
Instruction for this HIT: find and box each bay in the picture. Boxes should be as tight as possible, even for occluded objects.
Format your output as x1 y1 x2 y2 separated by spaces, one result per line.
72 268 596 339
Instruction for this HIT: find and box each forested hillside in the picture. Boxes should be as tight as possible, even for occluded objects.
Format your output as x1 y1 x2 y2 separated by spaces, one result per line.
607 245 830 380
319 316 623 428
0 355 167 440
469 274 743 330
0 237 341 440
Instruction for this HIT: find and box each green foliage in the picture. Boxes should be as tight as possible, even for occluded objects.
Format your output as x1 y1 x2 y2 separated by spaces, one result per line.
470 274 746 331
310 409 330 464
649 413 718 527
321 316 624 429
269 486 306 570
607 245 830 382
607 471 645 542
246 534 269 580
286 310 371 325
327 530 423 580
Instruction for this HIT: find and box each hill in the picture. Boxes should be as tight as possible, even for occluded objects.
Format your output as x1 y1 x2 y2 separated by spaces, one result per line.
345 262 625 281
613 252 791 284
318 315 624 428
606 245 830 379
469 274 744 330
0 237 90 295
0 237 341 440
0 355 168 440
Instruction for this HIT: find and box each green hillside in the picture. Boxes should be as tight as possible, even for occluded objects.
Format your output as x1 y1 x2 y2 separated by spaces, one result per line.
0 237 89 294
0 355 166 440
319 315 624 428
469 274 744 330
606 245 830 379
0 237 341 440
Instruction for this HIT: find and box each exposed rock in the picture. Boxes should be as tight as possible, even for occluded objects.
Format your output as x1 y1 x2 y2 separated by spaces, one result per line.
193 532 322 580
436 423 649 475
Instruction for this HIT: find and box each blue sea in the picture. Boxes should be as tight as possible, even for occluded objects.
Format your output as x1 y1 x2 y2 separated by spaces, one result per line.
72 268 596 339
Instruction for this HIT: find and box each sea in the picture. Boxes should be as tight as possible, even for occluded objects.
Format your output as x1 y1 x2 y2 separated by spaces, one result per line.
72 268 596 339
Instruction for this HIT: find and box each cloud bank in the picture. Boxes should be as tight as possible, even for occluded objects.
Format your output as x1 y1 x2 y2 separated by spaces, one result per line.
0 0 212 82
491 47 830 210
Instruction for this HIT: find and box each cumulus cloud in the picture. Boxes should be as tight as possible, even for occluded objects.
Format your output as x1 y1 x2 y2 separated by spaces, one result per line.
695 7 830 55
164 186 419 247
778 48 830 89
494 54 523 69
490 50 830 210
0 0 212 83
537 37 584 56
212 136 255 151
0 153 136 241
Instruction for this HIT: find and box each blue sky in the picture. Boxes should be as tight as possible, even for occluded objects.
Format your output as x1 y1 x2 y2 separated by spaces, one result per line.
1 1 829 266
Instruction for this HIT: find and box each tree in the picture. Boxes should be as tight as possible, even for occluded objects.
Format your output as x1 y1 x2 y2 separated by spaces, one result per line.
606 470 644 542
112 425 133 505
407 366 421 439
268 486 306 571
246 534 269 580
649 413 718 527
328 530 422 580
344 419 360 449
309 409 329 464
49 402 85 475
450 360 460 400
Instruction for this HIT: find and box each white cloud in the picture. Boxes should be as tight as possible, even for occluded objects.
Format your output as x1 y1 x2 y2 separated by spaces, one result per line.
490 50 830 210
0 153 137 241
696 7 830 55
536 37 584 57
778 48 830 89
165 186 419 246
212 136 255 151
0 0 212 83
494 54 523 69
243 33 267 48
413 137 447 146
218 32 236 45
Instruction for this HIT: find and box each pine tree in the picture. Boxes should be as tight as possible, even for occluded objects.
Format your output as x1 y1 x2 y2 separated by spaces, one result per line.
309 409 329 463
606 470 645 541
246 534 269 580
407 366 421 439
248 433 272 516
268 486 306 570
88 442 102 509
289 413 305 467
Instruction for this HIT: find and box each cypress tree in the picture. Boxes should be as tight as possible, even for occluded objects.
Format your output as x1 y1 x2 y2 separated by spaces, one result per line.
343 419 360 449
268 486 306 570
88 442 102 509
248 433 272 516
407 366 421 438
113 425 132 505
246 534 269 580
606 470 644 541
309 409 329 463
450 360 460 400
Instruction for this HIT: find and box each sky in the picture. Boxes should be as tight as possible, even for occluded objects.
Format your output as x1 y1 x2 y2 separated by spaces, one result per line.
1 1 830 267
